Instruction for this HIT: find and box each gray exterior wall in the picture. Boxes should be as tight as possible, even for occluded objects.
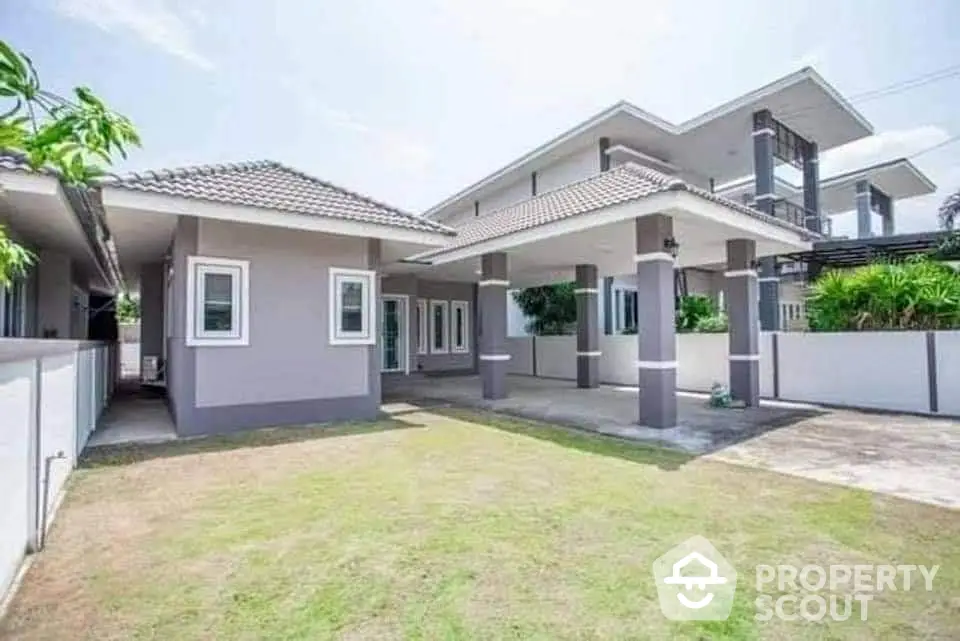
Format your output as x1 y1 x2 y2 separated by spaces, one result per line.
166 216 197 428
167 217 379 436
36 250 73 339
382 276 477 374
139 262 165 358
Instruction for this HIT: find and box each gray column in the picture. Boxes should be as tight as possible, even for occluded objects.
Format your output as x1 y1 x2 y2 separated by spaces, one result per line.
139 263 165 359
752 110 775 217
856 179 873 238
726 239 760 407
479 252 509 400
635 215 677 428
575 264 599 388
758 257 779 331
802 141 821 233
602 277 613 335
368 239 382 405
874 188 895 236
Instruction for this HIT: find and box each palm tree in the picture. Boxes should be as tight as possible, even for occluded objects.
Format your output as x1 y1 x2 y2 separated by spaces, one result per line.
939 188 960 230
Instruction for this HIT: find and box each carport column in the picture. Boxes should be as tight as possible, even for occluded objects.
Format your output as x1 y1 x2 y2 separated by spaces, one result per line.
575 264 599 388
726 239 760 407
635 215 677 428
479 252 509 400
855 179 873 239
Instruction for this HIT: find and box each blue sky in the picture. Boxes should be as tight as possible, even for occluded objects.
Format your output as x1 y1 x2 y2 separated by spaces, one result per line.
5 0 960 236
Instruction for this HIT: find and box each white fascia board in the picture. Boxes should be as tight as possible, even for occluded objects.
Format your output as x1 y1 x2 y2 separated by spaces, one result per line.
679 68 874 137
0 171 60 196
102 187 452 248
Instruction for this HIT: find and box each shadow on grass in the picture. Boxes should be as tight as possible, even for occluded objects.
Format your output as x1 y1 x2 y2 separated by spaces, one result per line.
80 416 425 469
431 406 692 471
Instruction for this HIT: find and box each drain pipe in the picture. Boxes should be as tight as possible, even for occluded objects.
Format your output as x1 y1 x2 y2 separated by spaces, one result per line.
38 450 67 551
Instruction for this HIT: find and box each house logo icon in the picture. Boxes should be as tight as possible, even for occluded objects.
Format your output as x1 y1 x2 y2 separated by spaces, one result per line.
653 536 737 620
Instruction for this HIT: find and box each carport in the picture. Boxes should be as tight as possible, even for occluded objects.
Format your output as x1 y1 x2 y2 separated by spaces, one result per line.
394 162 816 428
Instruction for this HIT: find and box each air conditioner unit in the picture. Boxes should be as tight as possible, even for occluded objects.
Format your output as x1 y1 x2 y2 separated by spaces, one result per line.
141 356 160 383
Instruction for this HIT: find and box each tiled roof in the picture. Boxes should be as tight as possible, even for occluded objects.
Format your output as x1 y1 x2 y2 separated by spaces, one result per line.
416 163 818 258
101 160 454 235
0 150 58 175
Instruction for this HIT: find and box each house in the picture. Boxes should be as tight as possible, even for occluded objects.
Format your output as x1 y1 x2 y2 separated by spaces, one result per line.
0 66 935 435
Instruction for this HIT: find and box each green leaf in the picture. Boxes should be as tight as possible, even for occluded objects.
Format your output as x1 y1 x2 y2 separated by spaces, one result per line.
0 39 26 81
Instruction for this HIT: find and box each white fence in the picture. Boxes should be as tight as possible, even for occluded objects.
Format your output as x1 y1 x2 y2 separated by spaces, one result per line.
0 341 117 604
505 330 960 416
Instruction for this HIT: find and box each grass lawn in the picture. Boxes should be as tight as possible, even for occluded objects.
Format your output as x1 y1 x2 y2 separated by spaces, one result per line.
2 407 958 640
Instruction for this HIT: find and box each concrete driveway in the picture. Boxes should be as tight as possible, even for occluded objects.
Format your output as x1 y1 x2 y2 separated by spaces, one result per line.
708 407 960 509
383 374 960 509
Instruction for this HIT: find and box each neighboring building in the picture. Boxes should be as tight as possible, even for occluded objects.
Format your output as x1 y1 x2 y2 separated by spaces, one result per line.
0 155 120 341
0 66 940 434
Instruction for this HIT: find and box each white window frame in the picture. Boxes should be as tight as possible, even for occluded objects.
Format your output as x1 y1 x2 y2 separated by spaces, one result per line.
329 267 376 346
416 299 428 355
429 300 449 354
185 256 250 347
451 300 470 353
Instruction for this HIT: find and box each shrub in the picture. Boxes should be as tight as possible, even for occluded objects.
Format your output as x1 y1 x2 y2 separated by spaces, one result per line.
676 295 716 332
694 313 728 333
806 257 960 331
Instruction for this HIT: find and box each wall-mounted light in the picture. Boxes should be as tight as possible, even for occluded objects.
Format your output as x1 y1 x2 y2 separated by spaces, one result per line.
663 237 680 258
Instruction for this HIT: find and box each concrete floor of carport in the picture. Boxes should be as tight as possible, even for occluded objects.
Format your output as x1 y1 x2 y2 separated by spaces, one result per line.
382 373 819 455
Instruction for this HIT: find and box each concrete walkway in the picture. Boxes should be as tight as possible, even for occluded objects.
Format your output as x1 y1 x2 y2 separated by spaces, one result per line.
87 381 177 447
384 374 960 509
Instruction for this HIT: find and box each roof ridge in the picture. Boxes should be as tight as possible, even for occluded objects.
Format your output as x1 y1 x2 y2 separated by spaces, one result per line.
101 158 452 234
101 159 275 184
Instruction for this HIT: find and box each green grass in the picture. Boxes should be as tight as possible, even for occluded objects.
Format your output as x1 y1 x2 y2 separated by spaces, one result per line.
3 408 958 640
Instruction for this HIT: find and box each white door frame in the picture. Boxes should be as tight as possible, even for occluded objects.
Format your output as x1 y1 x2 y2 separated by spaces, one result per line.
380 294 409 374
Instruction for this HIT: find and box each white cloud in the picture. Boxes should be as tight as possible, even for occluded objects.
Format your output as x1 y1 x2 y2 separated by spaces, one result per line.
54 0 213 70
820 125 951 177
314 105 432 175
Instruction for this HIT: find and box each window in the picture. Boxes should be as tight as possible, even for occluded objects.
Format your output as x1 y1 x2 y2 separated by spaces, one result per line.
429 300 449 353
329 267 376 345
451 300 470 353
416 299 428 355
186 256 250 347
0 278 26 337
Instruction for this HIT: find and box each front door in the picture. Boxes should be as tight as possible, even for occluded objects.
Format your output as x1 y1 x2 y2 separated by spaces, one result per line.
381 296 407 373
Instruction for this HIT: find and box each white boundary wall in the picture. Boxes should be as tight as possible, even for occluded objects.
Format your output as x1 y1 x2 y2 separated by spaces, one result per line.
517 330 958 417
535 336 577 379
0 341 116 605
937 332 960 416
778 332 930 413
506 337 534 375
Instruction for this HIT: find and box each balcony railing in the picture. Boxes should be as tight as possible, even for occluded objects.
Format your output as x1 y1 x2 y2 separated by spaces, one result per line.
771 199 833 237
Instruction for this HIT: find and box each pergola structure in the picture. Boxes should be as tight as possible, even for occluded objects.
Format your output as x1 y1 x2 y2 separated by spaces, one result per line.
781 230 954 273
401 163 815 427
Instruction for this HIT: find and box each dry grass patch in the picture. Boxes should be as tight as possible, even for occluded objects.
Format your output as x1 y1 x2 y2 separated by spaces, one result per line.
2 409 958 640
